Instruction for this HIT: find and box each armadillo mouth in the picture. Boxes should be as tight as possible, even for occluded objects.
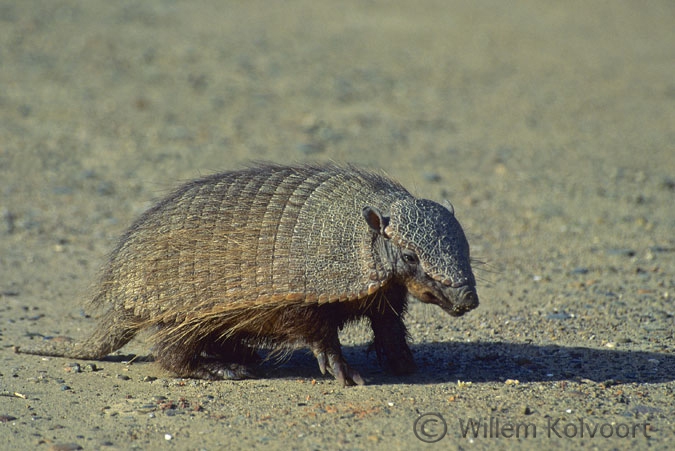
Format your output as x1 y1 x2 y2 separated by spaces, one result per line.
442 302 474 317
419 286 479 317
417 291 461 316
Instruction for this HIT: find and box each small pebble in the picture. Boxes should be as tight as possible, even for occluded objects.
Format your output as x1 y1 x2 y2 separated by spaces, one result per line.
661 177 675 190
53 186 74 195
570 267 589 275
96 181 116 196
422 172 441 182
649 245 672 253
606 248 635 257
296 142 324 155
65 363 81 373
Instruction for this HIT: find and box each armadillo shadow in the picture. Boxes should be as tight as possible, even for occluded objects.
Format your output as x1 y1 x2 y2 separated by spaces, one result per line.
268 341 675 385
58 341 674 385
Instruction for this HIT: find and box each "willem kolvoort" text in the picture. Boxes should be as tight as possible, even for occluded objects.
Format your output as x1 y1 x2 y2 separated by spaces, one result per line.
458 417 651 439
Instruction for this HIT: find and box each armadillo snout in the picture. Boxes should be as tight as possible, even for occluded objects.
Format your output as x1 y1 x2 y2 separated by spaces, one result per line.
456 285 479 310
443 285 479 317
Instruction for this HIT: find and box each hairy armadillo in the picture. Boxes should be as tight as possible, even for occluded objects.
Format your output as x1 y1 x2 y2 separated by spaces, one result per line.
18 163 479 386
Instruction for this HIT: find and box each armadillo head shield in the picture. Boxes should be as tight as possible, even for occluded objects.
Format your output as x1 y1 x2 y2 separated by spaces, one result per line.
364 198 479 316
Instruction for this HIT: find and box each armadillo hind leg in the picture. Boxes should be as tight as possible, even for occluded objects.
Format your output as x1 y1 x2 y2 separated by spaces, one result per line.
153 336 260 380
181 359 258 380
367 288 417 375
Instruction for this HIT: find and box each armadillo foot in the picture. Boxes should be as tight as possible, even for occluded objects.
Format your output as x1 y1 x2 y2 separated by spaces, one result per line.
193 361 258 380
312 347 364 386
367 341 417 375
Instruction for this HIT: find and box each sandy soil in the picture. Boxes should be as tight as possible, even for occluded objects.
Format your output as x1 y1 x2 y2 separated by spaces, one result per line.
1 1 674 450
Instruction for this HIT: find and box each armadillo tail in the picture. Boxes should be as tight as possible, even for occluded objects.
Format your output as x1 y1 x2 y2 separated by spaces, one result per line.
15 311 137 360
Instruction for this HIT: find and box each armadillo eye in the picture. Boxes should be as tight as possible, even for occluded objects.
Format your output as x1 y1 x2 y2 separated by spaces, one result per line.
402 251 419 265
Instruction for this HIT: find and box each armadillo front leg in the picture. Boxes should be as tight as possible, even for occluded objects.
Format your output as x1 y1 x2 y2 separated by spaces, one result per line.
368 288 417 375
311 336 364 386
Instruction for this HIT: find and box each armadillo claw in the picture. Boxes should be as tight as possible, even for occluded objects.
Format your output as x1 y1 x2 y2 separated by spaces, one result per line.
312 348 364 386
328 355 364 386
314 351 328 375
340 365 365 387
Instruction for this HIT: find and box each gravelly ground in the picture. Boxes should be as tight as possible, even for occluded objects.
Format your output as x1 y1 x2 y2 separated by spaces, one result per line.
1 1 673 450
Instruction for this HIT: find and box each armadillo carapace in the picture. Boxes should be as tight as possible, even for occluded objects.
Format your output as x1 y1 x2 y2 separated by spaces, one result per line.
19 163 479 386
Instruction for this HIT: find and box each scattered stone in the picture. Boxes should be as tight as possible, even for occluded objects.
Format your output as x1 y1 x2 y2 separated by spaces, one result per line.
606 248 635 257
65 363 81 373
96 181 116 196
546 312 572 320
422 172 441 182
296 142 324 155
49 444 83 451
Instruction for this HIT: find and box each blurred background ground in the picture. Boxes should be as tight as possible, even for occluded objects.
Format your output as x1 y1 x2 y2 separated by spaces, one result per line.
1 1 673 449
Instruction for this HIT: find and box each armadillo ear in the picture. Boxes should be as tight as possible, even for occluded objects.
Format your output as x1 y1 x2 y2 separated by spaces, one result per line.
362 206 390 237
442 199 455 215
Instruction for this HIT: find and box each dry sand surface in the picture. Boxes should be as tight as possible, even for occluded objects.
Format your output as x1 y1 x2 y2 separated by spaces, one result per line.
1 1 674 450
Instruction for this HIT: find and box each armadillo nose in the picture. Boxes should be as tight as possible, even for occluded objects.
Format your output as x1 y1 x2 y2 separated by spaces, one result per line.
457 285 479 310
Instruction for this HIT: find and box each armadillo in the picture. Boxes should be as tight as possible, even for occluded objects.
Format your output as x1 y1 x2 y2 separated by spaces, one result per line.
18 163 479 386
